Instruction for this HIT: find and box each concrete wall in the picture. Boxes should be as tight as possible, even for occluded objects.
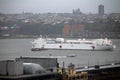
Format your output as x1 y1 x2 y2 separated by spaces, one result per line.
0 60 23 76
8 61 23 76
0 61 7 75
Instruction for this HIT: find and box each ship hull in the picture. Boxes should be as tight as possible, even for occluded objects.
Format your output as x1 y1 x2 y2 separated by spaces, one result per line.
31 43 114 51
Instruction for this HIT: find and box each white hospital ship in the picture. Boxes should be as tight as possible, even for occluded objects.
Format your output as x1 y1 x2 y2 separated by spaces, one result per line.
31 36 115 51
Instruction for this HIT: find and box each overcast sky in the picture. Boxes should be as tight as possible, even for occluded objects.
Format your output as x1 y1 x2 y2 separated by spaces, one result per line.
0 0 120 14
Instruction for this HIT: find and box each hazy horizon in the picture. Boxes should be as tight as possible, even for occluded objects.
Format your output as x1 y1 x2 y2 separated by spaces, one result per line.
0 0 120 14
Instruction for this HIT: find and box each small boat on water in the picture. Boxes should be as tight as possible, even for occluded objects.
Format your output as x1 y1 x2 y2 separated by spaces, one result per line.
31 36 116 51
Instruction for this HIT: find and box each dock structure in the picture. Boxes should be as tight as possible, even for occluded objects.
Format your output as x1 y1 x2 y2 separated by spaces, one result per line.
0 57 60 80
0 57 120 80
58 63 120 80
77 63 120 80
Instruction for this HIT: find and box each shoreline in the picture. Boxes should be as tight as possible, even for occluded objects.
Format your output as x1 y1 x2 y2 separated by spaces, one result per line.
0 36 120 39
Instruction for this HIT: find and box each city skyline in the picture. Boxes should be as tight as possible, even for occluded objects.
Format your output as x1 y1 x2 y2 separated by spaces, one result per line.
0 0 120 14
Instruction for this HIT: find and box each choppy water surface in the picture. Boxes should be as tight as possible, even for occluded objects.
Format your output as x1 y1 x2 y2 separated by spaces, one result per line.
0 39 120 68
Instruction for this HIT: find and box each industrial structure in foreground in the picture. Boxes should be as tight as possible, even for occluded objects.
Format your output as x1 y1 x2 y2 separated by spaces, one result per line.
0 57 120 80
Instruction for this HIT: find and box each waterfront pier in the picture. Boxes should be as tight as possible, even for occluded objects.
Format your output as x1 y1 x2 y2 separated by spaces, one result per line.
0 57 120 80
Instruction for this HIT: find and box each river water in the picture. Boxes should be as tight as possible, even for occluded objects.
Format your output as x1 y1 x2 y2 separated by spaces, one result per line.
0 39 120 68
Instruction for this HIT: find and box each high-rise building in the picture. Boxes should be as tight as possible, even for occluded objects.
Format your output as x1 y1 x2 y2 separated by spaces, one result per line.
98 4 104 15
